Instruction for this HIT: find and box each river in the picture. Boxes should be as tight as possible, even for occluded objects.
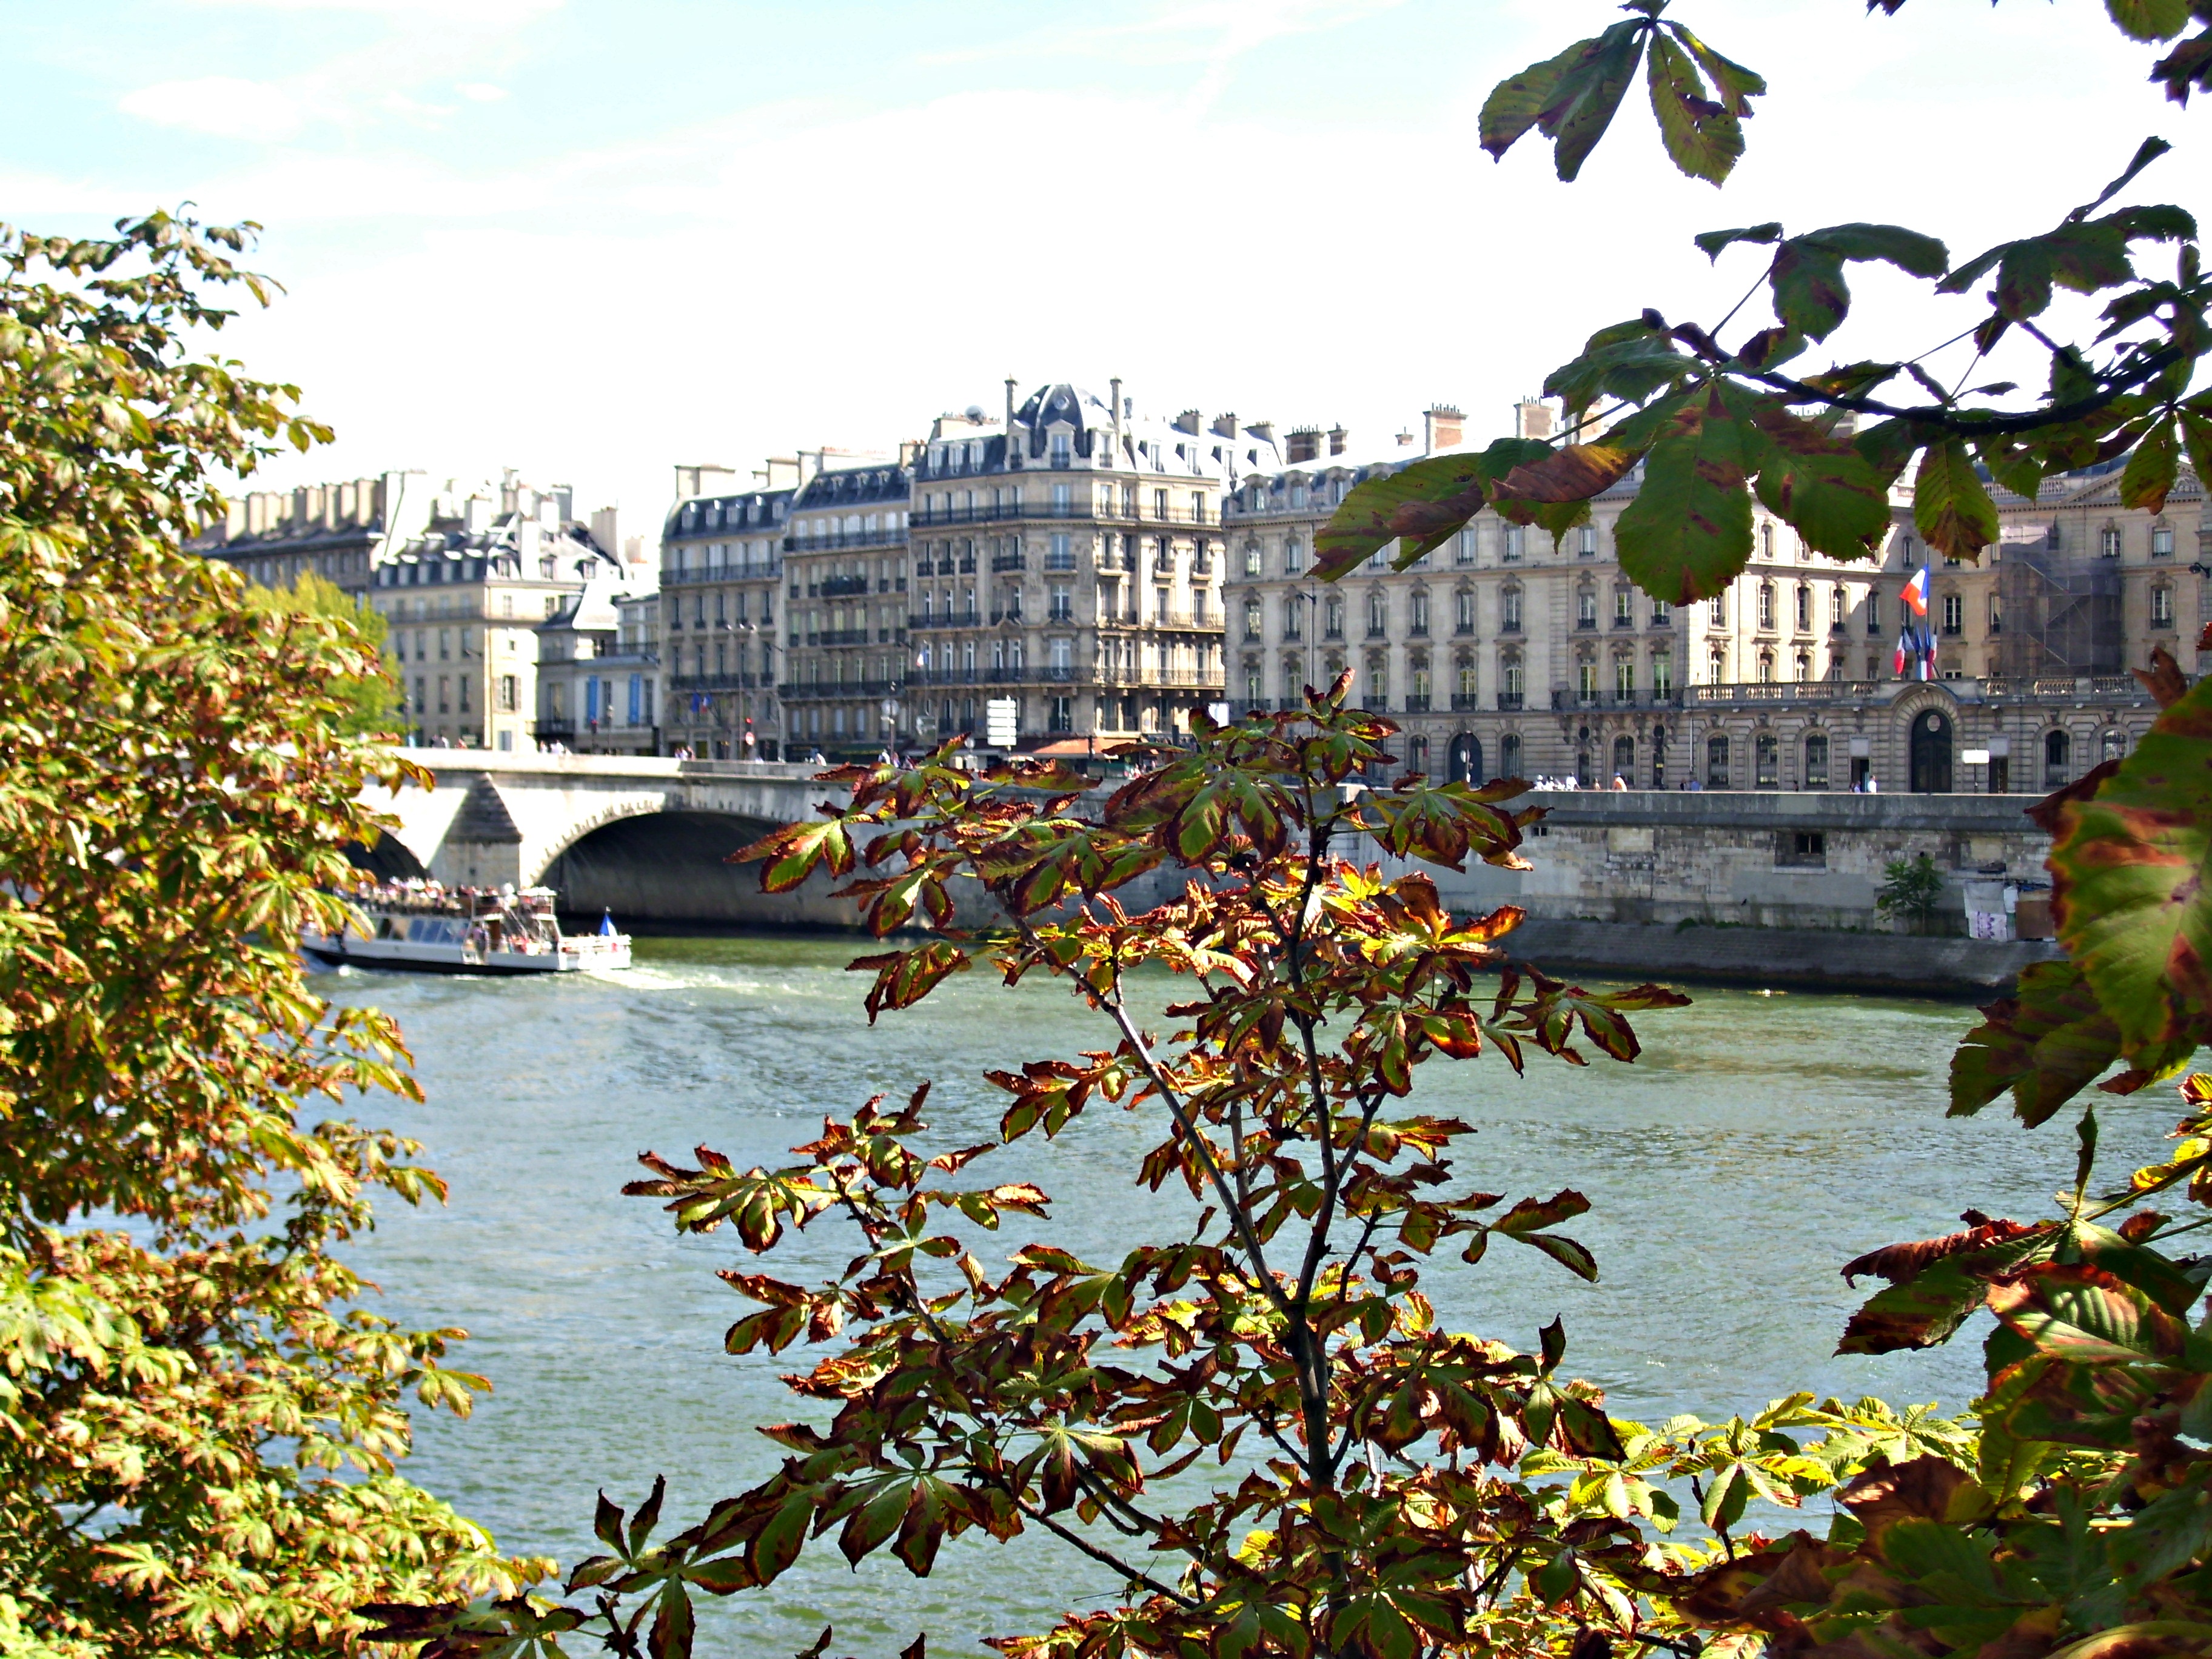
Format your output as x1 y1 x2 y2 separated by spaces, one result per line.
332 935 2180 1657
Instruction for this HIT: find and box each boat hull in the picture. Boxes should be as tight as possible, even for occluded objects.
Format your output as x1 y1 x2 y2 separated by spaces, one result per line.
301 934 631 975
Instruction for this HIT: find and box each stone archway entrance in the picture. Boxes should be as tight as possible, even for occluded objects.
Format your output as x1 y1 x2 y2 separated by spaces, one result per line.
1449 733 1483 785
1910 708 1954 793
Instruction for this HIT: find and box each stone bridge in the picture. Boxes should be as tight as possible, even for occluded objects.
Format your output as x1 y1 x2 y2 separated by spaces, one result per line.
366 753 856 925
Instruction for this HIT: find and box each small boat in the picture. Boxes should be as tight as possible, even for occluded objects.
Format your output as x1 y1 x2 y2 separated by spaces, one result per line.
302 882 631 975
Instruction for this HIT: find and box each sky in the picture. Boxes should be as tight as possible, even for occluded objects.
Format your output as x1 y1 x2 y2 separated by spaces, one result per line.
4 0 2200 535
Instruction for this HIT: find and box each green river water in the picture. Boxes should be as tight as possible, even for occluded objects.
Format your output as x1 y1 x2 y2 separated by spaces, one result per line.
329 935 2179 1656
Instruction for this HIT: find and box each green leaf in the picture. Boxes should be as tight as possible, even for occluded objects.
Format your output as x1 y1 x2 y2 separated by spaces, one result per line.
1645 32 1741 185
1986 1262 2186 1362
2108 0 2193 42
1312 442 1547 580
1543 19 1652 182
1950 960 2127 1127
2120 414 2182 512
1770 224 1949 343
1613 386 1754 603
1744 399 1892 559
1543 326 1700 412
1838 1258 1989 1355
1664 21 1767 113
2050 676 2212 1056
1912 440 1999 560
1479 36 1591 161
1694 222 1783 261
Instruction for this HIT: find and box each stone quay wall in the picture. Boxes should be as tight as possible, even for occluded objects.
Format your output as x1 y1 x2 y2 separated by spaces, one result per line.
1335 789 2062 993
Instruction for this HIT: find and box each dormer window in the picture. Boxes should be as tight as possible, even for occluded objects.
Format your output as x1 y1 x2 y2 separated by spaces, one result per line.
1051 433 1071 469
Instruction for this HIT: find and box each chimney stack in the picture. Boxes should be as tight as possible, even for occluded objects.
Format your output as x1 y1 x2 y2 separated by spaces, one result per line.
1174 409 1201 435
1004 377 1017 432
1210 412 1238 438
1328 424 1349 456
1423 404 1465 454
1514 399 1555 442
1286 427 1321 464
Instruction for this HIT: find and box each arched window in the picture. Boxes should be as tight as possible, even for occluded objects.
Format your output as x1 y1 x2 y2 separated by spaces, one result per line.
2044 728 2070 786
1614 585 1634 626
1367 591 1388 637
1612 734 1634 782
1410 659 1432 708
1406 734 1430 774
1707 734 1731 788
1410 589 1430 634
2103 729 2128 763
1760 523 1775 557
1755 732 1780 788
1366 652 1389 706
1501 655 1524 701
1455 588 1476 633
1501 732 1523 776
1501 586 1524 632
1449 733 1483 784
1652 650 1674 698
1455 657 1478 705
1577 586 1598 628
1615 654 1635 698
1577 654 1598 700
1805 732 1831 788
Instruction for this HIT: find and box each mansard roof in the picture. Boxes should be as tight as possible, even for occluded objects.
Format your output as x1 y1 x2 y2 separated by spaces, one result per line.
666 488 794 539
793 462 911 512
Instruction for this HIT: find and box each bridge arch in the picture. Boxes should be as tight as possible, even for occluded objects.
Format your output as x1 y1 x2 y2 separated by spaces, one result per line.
538 806 857 927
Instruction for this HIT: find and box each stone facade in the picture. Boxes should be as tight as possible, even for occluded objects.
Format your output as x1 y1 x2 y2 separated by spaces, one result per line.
1222 424 2205 794
659 480 795 758
654 382 1285 760
369 475 642 752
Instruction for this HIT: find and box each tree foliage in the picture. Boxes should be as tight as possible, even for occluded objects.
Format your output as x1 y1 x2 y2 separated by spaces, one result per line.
0 212 540 1655
1875 853 1946 935
244 571 403 739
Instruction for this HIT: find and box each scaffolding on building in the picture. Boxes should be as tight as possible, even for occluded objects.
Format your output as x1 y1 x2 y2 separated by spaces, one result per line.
1991 534 2124 679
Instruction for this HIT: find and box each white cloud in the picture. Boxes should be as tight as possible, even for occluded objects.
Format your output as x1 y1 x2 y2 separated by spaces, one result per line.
456 82 508 102
118 76 308 142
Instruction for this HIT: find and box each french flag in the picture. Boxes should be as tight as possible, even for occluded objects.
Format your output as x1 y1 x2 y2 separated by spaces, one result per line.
1900 566 1929 616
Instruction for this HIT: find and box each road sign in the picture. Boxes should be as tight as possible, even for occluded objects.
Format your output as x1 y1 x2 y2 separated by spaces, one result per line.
985 697 1019 747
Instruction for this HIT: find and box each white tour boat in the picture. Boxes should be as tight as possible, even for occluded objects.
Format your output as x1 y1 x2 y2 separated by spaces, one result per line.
302 882 631 975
